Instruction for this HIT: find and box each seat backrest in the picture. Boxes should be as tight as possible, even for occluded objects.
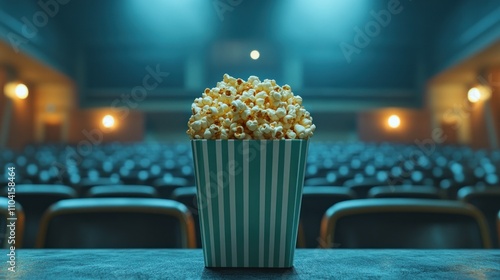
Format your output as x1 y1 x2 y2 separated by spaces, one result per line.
345 178 394 198
153 177 190 198
320 198 491 249
368 185 444 199
458 186 500 248
0 184 76 248
170 186 198 216
170 186 201 248
86 185 158 198
77 178 123 196
0 197 25 248
497 211 500 246
36 198 196 249
119 170 151 185
299 186 355 248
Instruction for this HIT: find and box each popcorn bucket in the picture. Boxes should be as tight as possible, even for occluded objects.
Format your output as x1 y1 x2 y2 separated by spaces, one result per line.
191 139 309 268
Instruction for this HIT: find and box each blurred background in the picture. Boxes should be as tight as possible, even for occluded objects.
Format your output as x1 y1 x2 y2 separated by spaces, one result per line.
1 0 500 250
0 0 498 146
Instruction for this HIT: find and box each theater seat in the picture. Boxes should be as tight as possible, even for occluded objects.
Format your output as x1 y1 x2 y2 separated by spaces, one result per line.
0 197 25 248
368 185 444 199
119 170 151 185
77 178 122 196
0 184 76 248
344 177 394 198
153 176 190 198
170 186 201 248
320 198 491 249
36 198 196 248
304 177 338 187
86 185 158 198
497 211 500 246
296 221 306 248
299 186 356 248
458 187 500 248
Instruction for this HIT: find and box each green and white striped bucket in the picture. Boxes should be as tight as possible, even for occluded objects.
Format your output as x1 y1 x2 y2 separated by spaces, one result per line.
191 139 309 268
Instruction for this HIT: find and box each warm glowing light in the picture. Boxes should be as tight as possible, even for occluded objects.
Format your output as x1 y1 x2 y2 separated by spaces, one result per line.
468 85 491 103
4 82 29 99
388 115 400 129
102 115 115 128
15 84 29 99
250 50 260 60
468 87 481 103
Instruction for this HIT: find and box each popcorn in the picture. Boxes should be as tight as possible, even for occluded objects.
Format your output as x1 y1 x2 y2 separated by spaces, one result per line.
203 128 212 139
276 107 287 119
191 120 202 132
187 74 315 139
246 120 258 131
286 130 297 139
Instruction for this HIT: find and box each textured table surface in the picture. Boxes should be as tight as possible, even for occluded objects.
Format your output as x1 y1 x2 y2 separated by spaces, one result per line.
2 249 499 279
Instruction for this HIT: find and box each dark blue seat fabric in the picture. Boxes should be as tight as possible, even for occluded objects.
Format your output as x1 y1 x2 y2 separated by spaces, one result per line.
37 198 196 249
0 197 25 248
300 186 356 248
458 186 500 248
0 184 75 248
86 185 158 198
368 185 444 199
171 186 201 248
321 198 491 249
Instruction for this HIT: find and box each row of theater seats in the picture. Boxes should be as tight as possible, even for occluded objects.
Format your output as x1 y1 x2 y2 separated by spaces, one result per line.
300 185 500 248
305 143 500 199
0 196 196 249
1 142 500 248
0 143 195 189
1 142 499 196
1 184 500 249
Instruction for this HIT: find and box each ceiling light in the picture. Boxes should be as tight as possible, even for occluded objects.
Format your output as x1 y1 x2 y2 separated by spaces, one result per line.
250 50 260 60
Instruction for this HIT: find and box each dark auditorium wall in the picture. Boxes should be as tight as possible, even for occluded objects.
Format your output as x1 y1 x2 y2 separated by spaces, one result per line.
469 101 490 149
0 68 35 150
357 109 432 144
145 111 358 142
0 38 74 149
432 0 500 75
489 66 500 147
0 0 73 76
308 112 357 141
33 83 77 143
68 108 144 144
468 66 500 149
146 112 192 142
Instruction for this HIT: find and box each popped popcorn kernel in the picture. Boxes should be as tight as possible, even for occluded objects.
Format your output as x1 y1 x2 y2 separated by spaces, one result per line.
187 74 315 139
286 130 297 139
246 120 258 131
203 128 212 139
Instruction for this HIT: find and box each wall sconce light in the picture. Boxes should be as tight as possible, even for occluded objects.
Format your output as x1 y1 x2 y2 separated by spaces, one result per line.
102 115 115 128
2 65 28 100
4 82 29 100
387 114 401 129
467 85 491 103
